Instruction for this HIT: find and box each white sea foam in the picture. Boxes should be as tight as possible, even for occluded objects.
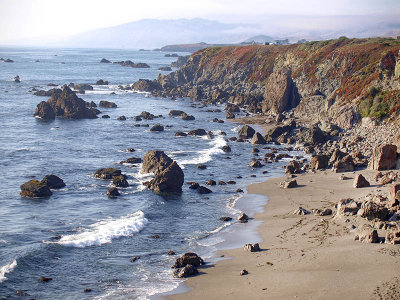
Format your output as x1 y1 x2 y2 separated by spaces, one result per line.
175 135 227 166
55 211 148 248
0 260 17 283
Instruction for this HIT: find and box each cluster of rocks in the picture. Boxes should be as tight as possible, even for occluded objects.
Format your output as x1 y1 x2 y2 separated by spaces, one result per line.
34 85 100 120
100 58 150 68
141 150 184 194
1 58 14 63
172 252 204 278
94 168 129 198
20 175 65 198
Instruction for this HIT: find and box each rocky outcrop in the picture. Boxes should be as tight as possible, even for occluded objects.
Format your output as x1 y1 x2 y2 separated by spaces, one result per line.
41 175 65 189
262 69 300 114
34 86 99 120
238 125 255 139
100 58 111 63
142 150 184 194
115 60 150 68
369 144 398 171
172 252 204 268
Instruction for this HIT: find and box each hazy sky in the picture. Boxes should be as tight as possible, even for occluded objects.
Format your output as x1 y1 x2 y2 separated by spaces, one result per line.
0 0 399 41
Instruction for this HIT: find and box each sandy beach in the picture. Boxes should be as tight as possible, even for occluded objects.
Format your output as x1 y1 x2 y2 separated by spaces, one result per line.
168 169 400 300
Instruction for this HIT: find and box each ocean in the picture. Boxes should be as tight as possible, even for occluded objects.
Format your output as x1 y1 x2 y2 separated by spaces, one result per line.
0 47 300 299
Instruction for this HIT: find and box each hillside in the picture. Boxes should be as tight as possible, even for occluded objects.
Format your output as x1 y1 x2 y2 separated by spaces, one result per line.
134 37 400 129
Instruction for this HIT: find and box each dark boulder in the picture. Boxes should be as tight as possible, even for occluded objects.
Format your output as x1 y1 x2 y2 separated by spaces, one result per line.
169 110 185 116
197 186 212 194
175 131 187 137
74 84 93 91
248 160 263 168
96 79 109 85
221 145 231 153
99 100 117 108
121 157 142 164
150 124 164 132
238 125 255 139
238 213 249 223
117 115 126 121
41 175 65 189
20 180 52 198
188 129 207 136
100 58 111 63
107 187 120 198
251 132 266 145
102 115 110 119
172 252 204 268
112 175 129 187
142 151 184 194
94 168 122 179
34 88 61 97
173 264 198 278
181 113 195 120
206 180 216 186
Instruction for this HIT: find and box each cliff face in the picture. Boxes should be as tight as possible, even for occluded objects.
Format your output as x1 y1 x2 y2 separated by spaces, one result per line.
139 37 400 129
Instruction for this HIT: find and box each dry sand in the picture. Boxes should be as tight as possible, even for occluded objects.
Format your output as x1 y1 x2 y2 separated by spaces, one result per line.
168 170 400 300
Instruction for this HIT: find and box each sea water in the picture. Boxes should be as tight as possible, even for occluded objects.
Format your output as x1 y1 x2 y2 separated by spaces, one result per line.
0 47 301 299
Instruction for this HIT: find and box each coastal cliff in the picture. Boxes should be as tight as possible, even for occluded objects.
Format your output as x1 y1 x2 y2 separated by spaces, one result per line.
135 37 400 129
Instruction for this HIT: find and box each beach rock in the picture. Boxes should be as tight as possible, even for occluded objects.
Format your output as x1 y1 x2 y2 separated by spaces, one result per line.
285 160 302 174
41 175 65 189
167 250 175 255
94 168 122 179
188 129 207 136
357 201 390 221
150 124 164 132
248 160 263 168
293 207 310 215
84 288 92 293
100 58 111 63
197 186 212 194
99 100 117 108
130 256 140 263
112 175 129 187
181 113 195 121
197 164 207 170
332 155 355 173
240 270 248 276
134 116 142 121
354 225 379 243
262 68 300 114
173 264 198 278
96 79 109 85
238 213 249 223
117 115 126 120
102 115 110 118
385 228 400 244
353 174 370 188
312 208 332 216
251 132 266 145
244 243 260 252
280 179 298 188
236 188 244 193
35 101 56 120
220 217 232 222
238 125 255 139
310 155 329 170
336 198 360 216
14 75 20 83
369 144 397 171
172 252 204 268
140 111 156 120
107 187 120 198
20 180 52 198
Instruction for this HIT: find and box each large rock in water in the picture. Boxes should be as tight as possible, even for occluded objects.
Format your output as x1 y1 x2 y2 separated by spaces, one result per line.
262 68 300 114
20 180 52 198
238 125 255 139
142 150 184 194
34 86 99 119
41 175 65 189
172 252 204 268
369 144 397 171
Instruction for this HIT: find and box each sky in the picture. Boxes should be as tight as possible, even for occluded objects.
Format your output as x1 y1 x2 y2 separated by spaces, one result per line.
0 0 399 41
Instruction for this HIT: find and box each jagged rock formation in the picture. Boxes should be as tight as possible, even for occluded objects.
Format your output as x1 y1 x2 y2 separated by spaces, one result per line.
34 86 99 120
133 37 400 128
